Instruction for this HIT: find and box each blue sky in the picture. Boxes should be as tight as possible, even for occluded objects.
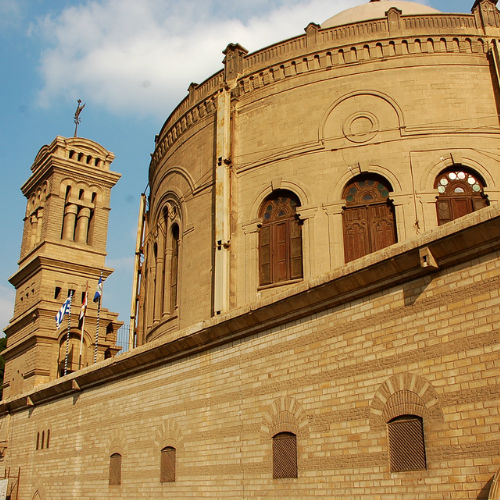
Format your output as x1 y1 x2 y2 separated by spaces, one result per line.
0 0 475 330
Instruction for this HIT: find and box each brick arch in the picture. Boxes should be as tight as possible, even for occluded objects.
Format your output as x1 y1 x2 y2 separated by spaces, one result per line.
370 373 443 430
153 418 184 452
250 179 311 221
261 396 308 441
107 428 126 457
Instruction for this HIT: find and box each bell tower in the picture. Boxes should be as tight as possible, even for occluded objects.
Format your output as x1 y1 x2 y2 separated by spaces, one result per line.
2 136 122 399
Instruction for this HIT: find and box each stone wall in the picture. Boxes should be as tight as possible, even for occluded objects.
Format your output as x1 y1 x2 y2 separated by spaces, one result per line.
1 209 498 500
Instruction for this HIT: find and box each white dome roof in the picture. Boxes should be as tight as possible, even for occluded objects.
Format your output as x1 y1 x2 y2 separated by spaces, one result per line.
321 0 441 28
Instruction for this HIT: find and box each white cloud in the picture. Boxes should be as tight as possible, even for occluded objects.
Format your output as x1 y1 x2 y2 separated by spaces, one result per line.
0 285 15 331
34 0 360 118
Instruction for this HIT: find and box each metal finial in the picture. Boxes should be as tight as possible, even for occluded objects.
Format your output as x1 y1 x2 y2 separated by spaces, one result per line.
73 99 86 137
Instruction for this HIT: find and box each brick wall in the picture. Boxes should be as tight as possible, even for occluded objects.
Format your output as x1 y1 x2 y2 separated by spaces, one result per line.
2 242 498 500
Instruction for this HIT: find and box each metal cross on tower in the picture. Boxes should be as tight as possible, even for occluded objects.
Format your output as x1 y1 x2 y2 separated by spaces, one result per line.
73 99 86 137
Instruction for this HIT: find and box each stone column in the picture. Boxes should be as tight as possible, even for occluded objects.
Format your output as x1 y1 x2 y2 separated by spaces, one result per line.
154 227 165 322
418 193 439 233
242 222 259 304
324 203 345 269
296 207 318 279
35 208 44 245
62 203 78 240
75 207 91 243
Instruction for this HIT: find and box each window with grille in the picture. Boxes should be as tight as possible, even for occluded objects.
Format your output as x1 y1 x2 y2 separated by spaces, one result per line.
258 191 302 286
342 175 396 263
273 432 297 479
160 446 176 483
109 453 122 485
434 167 488 225
387 415 426 472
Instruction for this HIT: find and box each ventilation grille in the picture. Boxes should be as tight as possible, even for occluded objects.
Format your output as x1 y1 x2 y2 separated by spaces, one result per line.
388 416 426 472
273 433 297 479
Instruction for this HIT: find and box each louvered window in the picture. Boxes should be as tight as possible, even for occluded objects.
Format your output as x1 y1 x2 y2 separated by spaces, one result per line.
435 167 488 225
109 453 122 485
273 432 297 479
387 415 426 472
160 446 176 483
258 191 302 286
342 175 396 263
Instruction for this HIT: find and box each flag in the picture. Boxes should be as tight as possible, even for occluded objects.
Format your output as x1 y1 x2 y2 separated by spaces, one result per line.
79 290 88 328
55 296 72 329
93 275 103 303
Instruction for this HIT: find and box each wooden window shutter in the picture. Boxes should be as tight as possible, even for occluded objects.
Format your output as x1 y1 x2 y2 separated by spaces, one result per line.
273 432 297 479
289 219 303 280
387 416 426 472
160 447 176 483
343 206 370 263
109 453 122 485
273 222 288 283
259 225 272 285
436 199 452 226
472 197 488 211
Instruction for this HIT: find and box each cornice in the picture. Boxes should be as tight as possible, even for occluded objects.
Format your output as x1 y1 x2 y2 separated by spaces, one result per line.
22 158 121 196
1 206 498 416
151 23 497 176
8 255 113 288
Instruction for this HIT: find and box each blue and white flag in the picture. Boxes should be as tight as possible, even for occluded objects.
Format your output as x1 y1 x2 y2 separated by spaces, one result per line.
93 275 103 303
55 296 72 329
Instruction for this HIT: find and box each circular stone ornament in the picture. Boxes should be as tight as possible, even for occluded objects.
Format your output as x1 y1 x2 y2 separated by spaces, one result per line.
343 112 380 143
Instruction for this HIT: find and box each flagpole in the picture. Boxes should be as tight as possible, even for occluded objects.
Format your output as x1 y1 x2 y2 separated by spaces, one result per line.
93 273 103 364
94 297 101 364
78 283 88 370
64 291 73 377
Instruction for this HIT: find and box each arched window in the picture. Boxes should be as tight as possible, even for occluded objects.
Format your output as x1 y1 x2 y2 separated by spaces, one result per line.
272 432 297 479
435 166 488 225
109 453 122 485
160 446 176 483
258 191 302 286
387 415 426 472
342 175 396 263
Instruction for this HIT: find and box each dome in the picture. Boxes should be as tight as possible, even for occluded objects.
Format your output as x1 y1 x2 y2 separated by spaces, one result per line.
321 0 441 28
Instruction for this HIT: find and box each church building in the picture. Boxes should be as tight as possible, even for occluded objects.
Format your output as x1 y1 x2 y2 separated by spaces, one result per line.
1 1 499 499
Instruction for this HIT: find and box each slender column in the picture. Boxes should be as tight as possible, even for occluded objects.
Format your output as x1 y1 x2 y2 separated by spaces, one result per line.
75 207 91 243
163 246 173 316
146 248 156 328
154 227 165 322
35 208 44 245
62 203 78 240
324 203 345 269
213 89 231 315
29 214 37 248
419 193 439 233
